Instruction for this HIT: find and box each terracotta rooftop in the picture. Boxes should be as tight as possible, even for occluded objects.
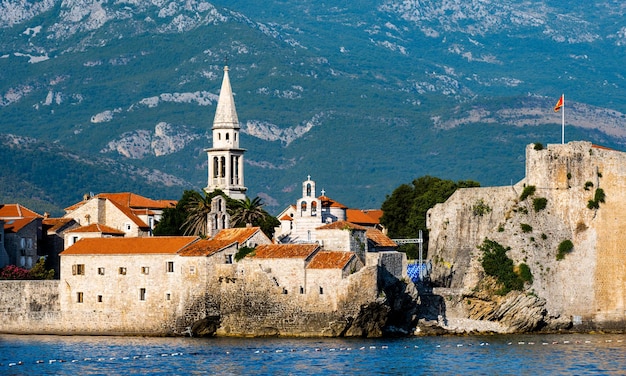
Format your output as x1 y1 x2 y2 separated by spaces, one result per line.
253 244 319 259
307 251 354 269
280 214 293 221
2 217 38 233
64 192 176 212
366 228 397 247
67 223 125 235
346 209 381 225
318 195 348 209
212 227 262 244
316 220 367 231
178 239 236 257
0 204 42 219
60 236 198 256
107 199 150 229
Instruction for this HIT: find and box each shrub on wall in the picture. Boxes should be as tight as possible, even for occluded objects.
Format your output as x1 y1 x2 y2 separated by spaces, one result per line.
518 263 533 283
234 246 256 262
520 223 533 233
533 143 544 150
556 240 574 260
472 199 492 217
587 188 606 209
532 197 547 211
520 185 536 201
478 238 525 295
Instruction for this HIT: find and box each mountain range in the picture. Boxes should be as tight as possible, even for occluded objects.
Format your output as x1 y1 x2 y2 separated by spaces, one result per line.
1 0 625 216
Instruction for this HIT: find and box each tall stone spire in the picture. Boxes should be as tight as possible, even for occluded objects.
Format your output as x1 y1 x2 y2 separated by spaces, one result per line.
213 66 239 131
205 66 247 200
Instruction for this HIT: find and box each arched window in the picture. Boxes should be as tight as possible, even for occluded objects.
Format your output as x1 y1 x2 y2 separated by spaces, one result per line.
301 201 307 214
218 133 221 140
220 156 226 177
222 215 228 229
213 157 219 178
311 201 317 216
226 133 230 141
306 183 311 197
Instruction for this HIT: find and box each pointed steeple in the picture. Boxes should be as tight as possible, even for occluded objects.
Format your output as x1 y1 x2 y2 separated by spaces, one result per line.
213 66 239 130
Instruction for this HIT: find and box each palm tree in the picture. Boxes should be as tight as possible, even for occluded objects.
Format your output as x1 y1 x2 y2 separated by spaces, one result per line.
230 196 266 227
181 191 212 236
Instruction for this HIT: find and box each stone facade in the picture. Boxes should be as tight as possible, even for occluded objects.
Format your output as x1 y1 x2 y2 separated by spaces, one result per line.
426 141 626 330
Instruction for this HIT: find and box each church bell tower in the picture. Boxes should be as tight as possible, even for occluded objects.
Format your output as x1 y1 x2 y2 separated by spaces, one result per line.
205 66 247 200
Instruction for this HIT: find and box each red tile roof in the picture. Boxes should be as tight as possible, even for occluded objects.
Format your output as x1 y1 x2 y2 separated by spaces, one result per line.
316 220 367 231
3 218 38 233
307 251 354 269
212 227 262 244
346 209 379 225
366 228 397 247
64 192 176 212
280 214 293 221
178 239 236 257
107 199 149 228
0 204 42 219
67 223 125 235
60 236 198 255
318 195 347 209
253 244 319 259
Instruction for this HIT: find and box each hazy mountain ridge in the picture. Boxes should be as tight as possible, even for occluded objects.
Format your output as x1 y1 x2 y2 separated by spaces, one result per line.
0 0 625 215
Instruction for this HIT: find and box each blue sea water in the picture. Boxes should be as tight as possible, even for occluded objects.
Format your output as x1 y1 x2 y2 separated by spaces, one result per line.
1 333 625 375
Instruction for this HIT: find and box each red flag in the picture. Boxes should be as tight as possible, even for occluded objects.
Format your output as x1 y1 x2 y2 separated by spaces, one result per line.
554 95 564 112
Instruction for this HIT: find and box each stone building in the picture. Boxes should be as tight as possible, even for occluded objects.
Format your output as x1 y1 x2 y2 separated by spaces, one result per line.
63 192 175 237
0 204 43 269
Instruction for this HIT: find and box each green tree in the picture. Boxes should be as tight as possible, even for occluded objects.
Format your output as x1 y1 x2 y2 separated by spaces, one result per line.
230 196 279 239
153 190 199 236
380 176 479 257
28 257 55 280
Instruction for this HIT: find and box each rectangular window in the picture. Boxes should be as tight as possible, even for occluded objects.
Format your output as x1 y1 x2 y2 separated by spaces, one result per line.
141 266 149 275
97 295 103 303
300 286 304 294
119 267 127 275
225 254 233 264
189 265 196 275
97 267 105 275
125 223 131 231
72 236 79 245
166 261 174 273
139 288 146 301
165 293 171 301
319 286 324 295
77 292 83 303
72 264 85 275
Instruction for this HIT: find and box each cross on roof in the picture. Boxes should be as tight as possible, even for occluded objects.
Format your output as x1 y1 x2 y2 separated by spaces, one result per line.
321 189 325 196
307 175 311 181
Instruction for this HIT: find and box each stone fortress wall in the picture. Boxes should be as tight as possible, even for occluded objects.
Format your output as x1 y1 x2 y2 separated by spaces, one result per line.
427 141 626 329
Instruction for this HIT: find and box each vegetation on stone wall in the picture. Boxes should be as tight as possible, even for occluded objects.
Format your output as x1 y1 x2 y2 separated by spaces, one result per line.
587 188 606 210
533 143 544 151
584 181 594 191
235 246 256 262
519 185 536 201
381 175 480 259
520 223 533 233
556 240 574 260
532 197 547 212
478 238 528 295
472 199 492 217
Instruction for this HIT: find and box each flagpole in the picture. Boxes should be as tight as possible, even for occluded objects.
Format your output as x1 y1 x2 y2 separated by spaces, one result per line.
561 94 565 144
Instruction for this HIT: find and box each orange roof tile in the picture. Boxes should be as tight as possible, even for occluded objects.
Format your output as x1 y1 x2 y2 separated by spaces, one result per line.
307 251 354 269
280 214 293 221
318 195 348 209
253 244 319 259
99 192 176 209
212 227 261 244
346 209 379 225
316 220 367 231
107 199 149 228
60 236 198 255
67 223 126 235
178 239 236 257
366 229 397 247
3 218 38 233
0 204 42 219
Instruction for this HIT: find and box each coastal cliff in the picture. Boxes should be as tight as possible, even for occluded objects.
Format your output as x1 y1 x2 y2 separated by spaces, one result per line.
425 141 626 333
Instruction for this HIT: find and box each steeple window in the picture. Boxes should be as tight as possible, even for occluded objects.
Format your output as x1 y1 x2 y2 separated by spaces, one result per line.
301 201 307 214
311 201 317 216
306 183 312 197
220 156 226 178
